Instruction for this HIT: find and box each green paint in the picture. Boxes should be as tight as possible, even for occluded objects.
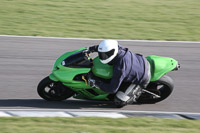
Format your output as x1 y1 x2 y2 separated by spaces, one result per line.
146 55 178 81
49 48 178 101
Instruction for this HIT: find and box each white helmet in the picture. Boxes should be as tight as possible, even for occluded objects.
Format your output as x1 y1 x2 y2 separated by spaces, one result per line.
98 40 119 64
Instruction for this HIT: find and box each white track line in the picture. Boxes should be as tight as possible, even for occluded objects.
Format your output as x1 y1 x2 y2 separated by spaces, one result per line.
1 110 200 119
8 111 73 117
0 112 11 117
0 109 200 115
0 35 199 43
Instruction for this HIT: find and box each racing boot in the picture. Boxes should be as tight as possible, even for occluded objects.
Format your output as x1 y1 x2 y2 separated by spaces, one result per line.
114 84 142 108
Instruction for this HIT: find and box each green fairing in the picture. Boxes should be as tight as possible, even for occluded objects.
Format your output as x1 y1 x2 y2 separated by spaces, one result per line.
146 55 178 81
49 73 58 82
92 57 113 79
73 88 109 100
49 48 89 83
49 48 109 100
52 48 86 72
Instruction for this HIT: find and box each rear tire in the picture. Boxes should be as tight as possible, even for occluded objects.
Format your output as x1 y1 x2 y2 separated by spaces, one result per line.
138 75 174 104
37 76 75 101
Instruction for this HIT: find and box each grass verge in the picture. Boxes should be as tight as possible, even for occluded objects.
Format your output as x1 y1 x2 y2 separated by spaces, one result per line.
0 0 200 41
0 117 200 133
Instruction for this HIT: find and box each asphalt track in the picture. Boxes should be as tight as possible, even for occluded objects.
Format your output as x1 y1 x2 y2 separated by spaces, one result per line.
0 35 200 113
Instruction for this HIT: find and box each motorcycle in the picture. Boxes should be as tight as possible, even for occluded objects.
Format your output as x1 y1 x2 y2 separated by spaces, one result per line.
37 48 180 106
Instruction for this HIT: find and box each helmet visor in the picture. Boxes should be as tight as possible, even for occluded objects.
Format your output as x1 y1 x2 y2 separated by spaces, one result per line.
98 49 115 60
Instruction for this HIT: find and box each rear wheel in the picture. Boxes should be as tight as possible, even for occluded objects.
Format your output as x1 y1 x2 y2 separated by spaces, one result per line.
138 75 174 104
37 76 75 101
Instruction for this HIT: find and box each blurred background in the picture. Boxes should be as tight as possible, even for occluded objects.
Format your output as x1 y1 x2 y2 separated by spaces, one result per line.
0 0 199 41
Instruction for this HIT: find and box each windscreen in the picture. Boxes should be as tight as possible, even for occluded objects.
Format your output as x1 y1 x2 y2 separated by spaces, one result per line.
62 50 91 68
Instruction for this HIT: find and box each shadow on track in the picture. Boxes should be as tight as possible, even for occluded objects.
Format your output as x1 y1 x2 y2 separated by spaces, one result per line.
0 99 117 109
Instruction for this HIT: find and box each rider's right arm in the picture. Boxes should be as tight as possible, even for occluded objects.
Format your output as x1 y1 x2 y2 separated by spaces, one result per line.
89 45 98 53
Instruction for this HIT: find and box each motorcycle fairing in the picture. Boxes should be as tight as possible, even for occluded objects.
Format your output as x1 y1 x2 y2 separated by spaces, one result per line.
49 48 109 100
146 55 178 82
92 57 113 79
49 48 90 84
52 48 86 71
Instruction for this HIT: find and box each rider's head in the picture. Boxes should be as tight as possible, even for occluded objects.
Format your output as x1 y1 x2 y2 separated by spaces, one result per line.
98 40 119 64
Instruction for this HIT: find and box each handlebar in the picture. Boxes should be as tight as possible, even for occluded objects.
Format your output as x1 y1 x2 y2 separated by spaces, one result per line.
83 48 91 58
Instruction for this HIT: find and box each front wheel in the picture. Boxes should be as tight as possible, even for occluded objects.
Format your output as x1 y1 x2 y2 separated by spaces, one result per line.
138 75 174 104
37 76 75 101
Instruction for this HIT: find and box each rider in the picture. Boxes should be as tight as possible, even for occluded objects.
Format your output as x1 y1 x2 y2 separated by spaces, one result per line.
88 40 151 107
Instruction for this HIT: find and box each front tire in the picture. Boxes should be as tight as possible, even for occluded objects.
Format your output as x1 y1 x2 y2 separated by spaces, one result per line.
37 76 75 101
138 75 174 104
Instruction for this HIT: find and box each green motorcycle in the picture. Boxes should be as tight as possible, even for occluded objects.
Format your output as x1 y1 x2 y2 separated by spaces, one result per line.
37 48 180 105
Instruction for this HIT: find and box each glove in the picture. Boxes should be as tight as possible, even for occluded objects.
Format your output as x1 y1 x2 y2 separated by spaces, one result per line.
87 71 101 89
88 78 96 88
88 78 101 89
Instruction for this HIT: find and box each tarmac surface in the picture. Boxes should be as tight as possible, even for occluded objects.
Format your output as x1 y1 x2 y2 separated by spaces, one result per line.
0 35 200 113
